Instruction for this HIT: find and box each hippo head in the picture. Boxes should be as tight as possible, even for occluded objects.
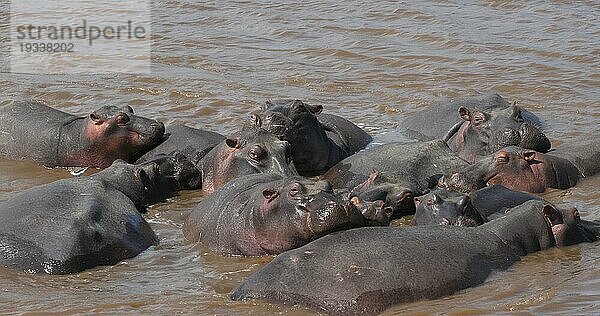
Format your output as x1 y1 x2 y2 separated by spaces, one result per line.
451 104 551 163
349 197 393 226
412 189 487 227
440 146 581 193
544 204 598 247
349 169 415 219
259 99 332 175
82 105 165 166
203 127 298 192
135 151 202 194
252 177 364 254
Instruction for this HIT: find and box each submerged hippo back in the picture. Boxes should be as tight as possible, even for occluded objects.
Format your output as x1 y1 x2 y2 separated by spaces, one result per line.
0 177 157 274
232 226 518 315
0 100 75 166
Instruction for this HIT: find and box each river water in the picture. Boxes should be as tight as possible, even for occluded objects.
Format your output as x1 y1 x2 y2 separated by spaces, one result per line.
0 1 599 314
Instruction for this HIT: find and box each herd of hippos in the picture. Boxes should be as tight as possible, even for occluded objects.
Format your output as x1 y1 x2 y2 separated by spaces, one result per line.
0 92 599 314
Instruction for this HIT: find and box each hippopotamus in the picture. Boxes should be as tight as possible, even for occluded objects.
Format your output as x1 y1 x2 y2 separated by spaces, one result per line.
183 173 368 256
256 99 372 176
323 140 470 217
0 153 201 274
231 200 597 315
412 188 487 226
196 126 298 193
136 124 224 163
400 92 550 163
441 139 600 193
0 100 165 168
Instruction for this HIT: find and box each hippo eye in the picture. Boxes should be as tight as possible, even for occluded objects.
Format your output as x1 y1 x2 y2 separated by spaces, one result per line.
472 113 486 126
496 154 510 164
289 183 303 197
248 145 266 160
116 113 130 125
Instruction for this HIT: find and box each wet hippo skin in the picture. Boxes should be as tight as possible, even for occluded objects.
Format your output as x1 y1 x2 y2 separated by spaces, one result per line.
183 173 367 256
0 100 165 168
0 153 201 274
231 200 596 315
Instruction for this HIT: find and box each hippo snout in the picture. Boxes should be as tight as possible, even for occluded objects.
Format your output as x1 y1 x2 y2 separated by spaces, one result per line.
519 123 551 153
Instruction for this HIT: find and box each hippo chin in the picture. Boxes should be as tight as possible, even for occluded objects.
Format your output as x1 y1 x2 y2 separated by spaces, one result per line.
196 127 298 193
256 99 372 176
441 139 600 193
183 174 366 256
231 200 596 315
0 152 201 274
0 100 165 168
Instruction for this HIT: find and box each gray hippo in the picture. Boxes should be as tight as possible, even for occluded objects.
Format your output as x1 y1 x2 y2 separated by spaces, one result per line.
196 126 298 193
136 124 224 163
257 99 372 176
401 92 550 163
183 173 374 256
231 200 597 315
0 153 201 274
323 140 470 217
442 138 600 193
0 100 165 168
412 188 487 226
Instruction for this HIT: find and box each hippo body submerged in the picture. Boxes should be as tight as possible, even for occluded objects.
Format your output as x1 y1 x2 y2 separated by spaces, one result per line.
183 173 366 256
0 100 165 168
232 200 593 315
0 154 201 274
258 99 372 176
136 124 224 163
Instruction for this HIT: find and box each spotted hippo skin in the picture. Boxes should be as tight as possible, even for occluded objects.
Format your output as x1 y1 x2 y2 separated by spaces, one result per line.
196 127 297 193
442 139 600 193
231 200 596 315
323 140 470 217
0 153 201 274
136 124 224 163
257 99 372 176
401 92 550 163
0 100 165 168
183 173 368 256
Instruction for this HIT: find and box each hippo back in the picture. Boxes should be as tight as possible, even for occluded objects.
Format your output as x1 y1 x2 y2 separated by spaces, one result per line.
0 178 157 274
0 100 76 166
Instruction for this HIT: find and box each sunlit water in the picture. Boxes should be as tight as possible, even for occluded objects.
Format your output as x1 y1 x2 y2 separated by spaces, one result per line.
0 1 598 314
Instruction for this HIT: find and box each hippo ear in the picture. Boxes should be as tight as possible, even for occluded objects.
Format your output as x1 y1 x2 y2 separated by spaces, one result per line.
247 114 262 129
510 103 524 121
458 106 472 121
522 150 540 164
305 103 323 115
542 204 563 226
89 113 104 125
262 188 279 203
225 138 240 149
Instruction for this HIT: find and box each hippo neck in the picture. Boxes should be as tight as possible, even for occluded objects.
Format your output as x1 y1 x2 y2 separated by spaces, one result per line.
479 203 555 257
56 117 98 166
95 165 149 211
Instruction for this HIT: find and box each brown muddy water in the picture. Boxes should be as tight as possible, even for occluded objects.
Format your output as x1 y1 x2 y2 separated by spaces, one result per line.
0 1 599 315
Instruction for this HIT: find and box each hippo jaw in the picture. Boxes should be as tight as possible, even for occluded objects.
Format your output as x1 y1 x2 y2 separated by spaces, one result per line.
299 196 364 236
